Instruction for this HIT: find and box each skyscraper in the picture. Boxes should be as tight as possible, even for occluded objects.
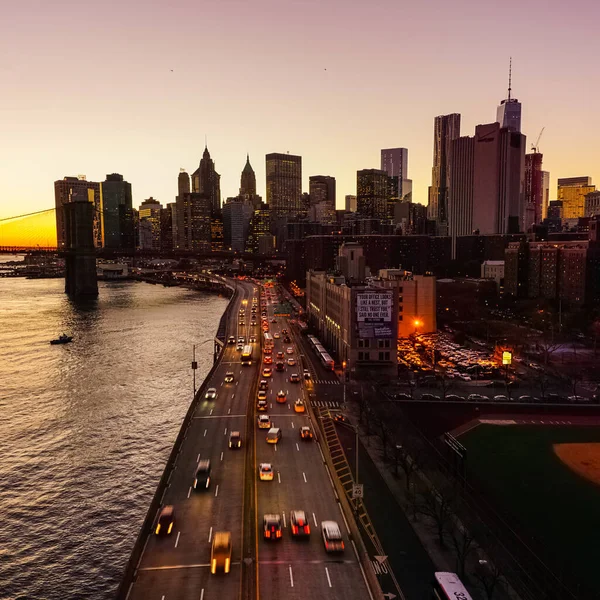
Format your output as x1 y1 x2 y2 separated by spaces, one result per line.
54 176 101 249
223 197 254 251
265 153 302 219
524 152 544 232
138 197 162 250
558 177 595 219
100 173 134 250
541 171 550 220
448 135 475 257
345 195 357 212
192 145 221 215
356 169 389 220
240 154 256 198
428 114 461 232
496 59 522 133
309 175 336 223
472 122 526 235
381 148 411 200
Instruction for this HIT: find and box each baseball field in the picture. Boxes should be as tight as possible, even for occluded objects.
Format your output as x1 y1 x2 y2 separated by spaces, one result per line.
459 423 600 596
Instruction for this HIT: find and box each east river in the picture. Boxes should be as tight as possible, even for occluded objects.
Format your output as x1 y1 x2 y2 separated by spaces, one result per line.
0 267 228 599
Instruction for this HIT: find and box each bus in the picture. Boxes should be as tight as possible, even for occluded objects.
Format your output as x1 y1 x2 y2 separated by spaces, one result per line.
307 335 335 370
264 332 274 350
432 572 473 600
241 345 253 366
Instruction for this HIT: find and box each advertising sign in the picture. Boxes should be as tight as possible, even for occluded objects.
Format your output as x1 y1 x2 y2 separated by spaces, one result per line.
356 292 393 323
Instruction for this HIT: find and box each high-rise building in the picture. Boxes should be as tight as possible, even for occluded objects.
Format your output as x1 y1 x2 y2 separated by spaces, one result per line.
524 152 544 232
223 197 254 252
585 191 600 217
496 59 522 132
161 204 175 252
428 114 461 232
192 146 221 215
175 192 211 251
381 148 411 200
541 171 550 220
309 175 336 223
138 197 162 250
448 135 475 257
211 212 224 251
101 173 134 250
240 154 257 198
558 177 595 219
54 176 102 249
357 169 389 220
265 153 302 219
246 203 272 253
345 195 357 212
472 122 526 235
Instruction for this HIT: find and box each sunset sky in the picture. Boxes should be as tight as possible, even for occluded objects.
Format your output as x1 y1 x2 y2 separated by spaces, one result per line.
1 0 600 245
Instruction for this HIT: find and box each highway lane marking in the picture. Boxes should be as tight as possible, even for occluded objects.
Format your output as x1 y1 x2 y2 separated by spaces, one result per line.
289 565 294 587
312 512 318 527
209 408 213 415
291 421 295 428
208 527 212 542
282 512 286 527
224 428 228 435
228 408 231 414
302 472 307 483
296 443 300 452
338 502 351 534
161 596 165 600
197 453 201 462
277 472 281 483
325 567 332 587
220 452 224 461
204 430 207 437
187 487 192 499
200 589 204 600
258 559 356 565
175 531 181 548
274 444 277 452
194 414 247 419
215 484 219 497
138 563 218 571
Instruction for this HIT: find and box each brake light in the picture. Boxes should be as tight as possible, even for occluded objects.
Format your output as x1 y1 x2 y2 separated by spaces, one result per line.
341 542 345 549
225 558 230 573
211 559 217 574
168 522 173 534
265 530 270 538
155 524 161 534
325 541 329 549
305 525 310 534
276 530 281 538
292 525 298 534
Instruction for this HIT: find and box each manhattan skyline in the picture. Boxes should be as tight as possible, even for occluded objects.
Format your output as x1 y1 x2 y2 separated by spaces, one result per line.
1 0 600 226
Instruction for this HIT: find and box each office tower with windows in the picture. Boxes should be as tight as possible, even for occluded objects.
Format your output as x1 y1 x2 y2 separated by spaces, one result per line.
309 175 336 223
265 153 302 219
558 177 595 219
101 173 134 250
357 169 389 220
192 145 221 215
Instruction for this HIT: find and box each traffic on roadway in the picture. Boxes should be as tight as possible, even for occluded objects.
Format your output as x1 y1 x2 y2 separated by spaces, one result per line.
122 280 374 600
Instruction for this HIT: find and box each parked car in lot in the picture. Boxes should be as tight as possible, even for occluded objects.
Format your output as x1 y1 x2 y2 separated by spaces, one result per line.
468 393 488 402
445 394 466 401
393 393 412 401
420 393 441 401
493 395 509 402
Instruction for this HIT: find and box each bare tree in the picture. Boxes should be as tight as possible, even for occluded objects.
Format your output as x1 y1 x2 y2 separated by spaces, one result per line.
394 443 422 490
535 372 551 401
437 373 455 400
417 485 457 548
474 559 506 600
449 523 478 580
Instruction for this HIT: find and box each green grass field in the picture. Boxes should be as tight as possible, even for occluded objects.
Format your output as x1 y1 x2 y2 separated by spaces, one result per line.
460 424 600 595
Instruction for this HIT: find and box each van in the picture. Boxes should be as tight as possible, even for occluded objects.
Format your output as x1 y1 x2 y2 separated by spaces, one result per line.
211 531 232 574
321 520 344 552
266 427 281 444
194 459 211 490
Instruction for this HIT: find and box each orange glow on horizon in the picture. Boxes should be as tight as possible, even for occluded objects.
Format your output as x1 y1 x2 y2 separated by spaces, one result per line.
0 212 57 248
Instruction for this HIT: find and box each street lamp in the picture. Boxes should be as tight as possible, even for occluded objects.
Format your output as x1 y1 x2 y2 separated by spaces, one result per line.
342 360 347 407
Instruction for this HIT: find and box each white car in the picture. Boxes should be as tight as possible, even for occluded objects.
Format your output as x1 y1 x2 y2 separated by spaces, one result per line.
259 463 274 481
205 388 217 400
286 347 294 355
258 415 271 429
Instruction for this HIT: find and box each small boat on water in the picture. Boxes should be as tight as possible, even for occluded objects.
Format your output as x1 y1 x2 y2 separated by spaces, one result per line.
50 334 73 345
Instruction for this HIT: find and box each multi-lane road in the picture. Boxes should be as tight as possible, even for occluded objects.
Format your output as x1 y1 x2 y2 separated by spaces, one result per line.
123 281 374 600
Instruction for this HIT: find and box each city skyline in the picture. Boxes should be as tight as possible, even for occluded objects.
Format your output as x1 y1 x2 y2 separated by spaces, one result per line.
2 0 600 234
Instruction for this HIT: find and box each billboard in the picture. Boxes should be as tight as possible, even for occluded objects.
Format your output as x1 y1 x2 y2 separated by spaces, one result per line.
356 292 393 323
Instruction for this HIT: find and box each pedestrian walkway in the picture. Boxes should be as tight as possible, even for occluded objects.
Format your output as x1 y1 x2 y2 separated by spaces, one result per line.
313 379 340 385
310 399 342 409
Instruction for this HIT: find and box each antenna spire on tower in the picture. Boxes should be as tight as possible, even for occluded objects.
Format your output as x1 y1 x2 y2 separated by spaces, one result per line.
508 57 512 101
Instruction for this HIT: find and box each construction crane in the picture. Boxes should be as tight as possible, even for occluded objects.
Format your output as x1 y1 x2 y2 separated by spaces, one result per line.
531 127 545 153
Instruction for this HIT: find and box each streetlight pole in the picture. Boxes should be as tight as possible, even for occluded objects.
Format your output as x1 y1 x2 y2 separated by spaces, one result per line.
193 338 214 398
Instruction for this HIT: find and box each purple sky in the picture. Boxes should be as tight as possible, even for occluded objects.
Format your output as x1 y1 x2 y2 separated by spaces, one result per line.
1 0 600 220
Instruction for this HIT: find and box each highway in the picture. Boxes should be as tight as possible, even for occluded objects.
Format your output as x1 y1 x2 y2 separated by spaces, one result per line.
123 281 374 600
127 280 258 600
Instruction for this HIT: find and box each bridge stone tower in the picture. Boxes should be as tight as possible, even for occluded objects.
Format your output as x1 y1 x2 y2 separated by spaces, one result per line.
63 193 98 296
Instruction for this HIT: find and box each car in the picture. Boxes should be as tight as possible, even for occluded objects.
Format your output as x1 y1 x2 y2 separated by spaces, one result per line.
251 321 257 326
290 510 311 537
239 321 244 326
258 390 267 401
300 426 313 440
224 372 234 383
259 463 274 481
493 395 509 402
420 393 440 401
393 393 412 401
518 395 534 403
321 520 344 552
264 355 273 365
445 394 466 401
276 351 285 360
228 336 236 345
258 415 271 429
259 379 269 390
458 374 472 381
228 431 242 449
236 344 243 352
266 427 282 443
155 505 175 536
333 413 347 423
238 337 245 344
273 333 280 339
294 399 306 413
211 531 232 574
263 347 272 355
289 373 300 383
281 328 288 334
257 399 268 411
283 336 291 343
286 347 294 355
249 336 256 343
205 388 217 400
263 368 272 378
303 369 311 380
568 395 589 403
468 393 488 401
275 361 285 372
276 390 286 403
194 459 211 490
287 358 296 366
263 514 283 540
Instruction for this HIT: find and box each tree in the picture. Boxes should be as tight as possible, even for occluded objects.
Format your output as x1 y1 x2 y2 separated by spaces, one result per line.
417 485 457 548
473 559 506 600
394 443 422 491
535 372 551 401
448 523 478 580
437 374 455 400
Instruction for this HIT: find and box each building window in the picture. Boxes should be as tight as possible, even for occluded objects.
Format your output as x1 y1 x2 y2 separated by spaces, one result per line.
385 351 390 361
378 351 385 361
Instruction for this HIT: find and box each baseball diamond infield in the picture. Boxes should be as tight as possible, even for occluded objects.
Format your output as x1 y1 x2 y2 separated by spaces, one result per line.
458 422 600 596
